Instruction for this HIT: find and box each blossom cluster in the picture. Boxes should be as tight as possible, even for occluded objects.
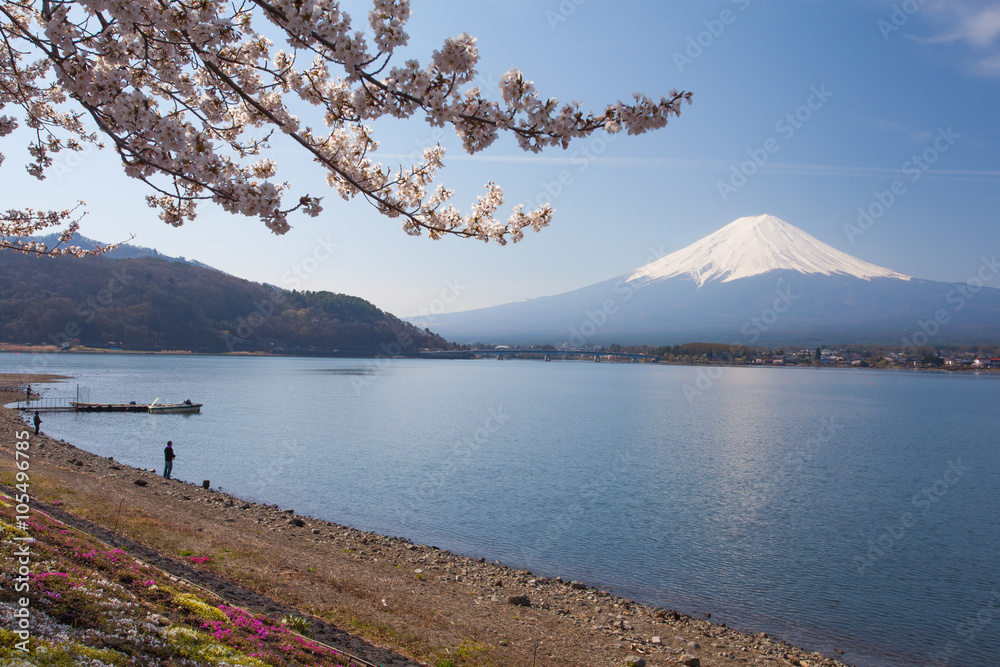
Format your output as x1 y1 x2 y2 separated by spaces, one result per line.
0 0 691 245
0 204 121 256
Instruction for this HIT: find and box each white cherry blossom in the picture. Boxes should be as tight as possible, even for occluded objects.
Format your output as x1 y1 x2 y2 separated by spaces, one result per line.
0 0 692 253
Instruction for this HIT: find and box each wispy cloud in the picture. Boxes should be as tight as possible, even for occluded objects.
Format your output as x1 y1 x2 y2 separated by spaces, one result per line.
923 3 1000 48
899 0 1000 76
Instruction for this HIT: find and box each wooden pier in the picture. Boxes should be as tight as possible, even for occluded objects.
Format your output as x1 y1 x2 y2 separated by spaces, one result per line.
10 398 201 414
11 397 75 413
70 400 201 413
4 384 200 414
69 401 154 413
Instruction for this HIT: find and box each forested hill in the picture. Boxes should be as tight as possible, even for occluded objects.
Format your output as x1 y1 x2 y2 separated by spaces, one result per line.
0 251 450 355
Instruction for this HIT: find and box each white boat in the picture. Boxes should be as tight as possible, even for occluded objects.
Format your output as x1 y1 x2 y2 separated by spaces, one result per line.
148 399 202 414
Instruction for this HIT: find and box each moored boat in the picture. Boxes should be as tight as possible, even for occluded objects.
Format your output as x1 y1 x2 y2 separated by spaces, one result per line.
148 400 202 414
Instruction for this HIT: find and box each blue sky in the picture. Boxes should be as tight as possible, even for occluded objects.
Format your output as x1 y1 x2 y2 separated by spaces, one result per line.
4 0 1000 319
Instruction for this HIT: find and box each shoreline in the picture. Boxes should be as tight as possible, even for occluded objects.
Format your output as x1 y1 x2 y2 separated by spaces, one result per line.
4 347 998 376
1 374 854 667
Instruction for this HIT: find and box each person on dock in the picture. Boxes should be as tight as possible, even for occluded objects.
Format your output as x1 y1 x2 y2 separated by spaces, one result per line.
33 411 41 435
26 384 31 401
164 441 175 479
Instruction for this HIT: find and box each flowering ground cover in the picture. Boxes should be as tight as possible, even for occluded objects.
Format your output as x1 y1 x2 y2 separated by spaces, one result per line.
0 492 356 666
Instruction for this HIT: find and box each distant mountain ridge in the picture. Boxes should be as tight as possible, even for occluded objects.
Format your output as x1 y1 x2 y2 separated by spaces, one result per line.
0 250 449 355
29 233 220 271
422 215 1000 346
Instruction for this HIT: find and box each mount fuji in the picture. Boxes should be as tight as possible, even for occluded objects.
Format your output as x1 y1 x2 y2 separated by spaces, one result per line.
422 215 1000 346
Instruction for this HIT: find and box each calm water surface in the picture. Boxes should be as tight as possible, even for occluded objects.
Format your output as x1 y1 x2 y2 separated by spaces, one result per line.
4 353 999 667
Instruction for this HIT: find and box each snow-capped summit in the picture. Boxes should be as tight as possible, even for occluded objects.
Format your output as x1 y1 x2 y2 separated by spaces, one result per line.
421 214 1000 345
626 214 912 287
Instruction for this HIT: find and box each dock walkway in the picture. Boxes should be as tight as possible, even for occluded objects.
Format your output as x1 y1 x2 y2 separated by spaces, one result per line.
2 383 200 413
9 397 75 412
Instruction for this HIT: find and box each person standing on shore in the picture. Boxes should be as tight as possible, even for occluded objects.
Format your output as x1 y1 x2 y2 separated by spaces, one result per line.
33 411 41 435
26 385 31 401
164 441 175 479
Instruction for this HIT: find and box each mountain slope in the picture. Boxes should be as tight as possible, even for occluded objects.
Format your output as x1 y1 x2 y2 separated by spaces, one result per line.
424 215 1000 346
29 233 221 270
0 252 449 354
627 214 911 286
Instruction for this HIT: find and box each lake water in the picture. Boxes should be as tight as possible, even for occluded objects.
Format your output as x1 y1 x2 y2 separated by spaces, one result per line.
4 352 999 666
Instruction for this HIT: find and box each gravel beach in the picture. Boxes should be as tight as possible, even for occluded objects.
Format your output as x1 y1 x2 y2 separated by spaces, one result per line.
0 375 852 667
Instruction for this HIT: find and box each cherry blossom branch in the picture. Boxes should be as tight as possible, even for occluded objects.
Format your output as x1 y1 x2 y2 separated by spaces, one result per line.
0 204 127 255
0 0 693 249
